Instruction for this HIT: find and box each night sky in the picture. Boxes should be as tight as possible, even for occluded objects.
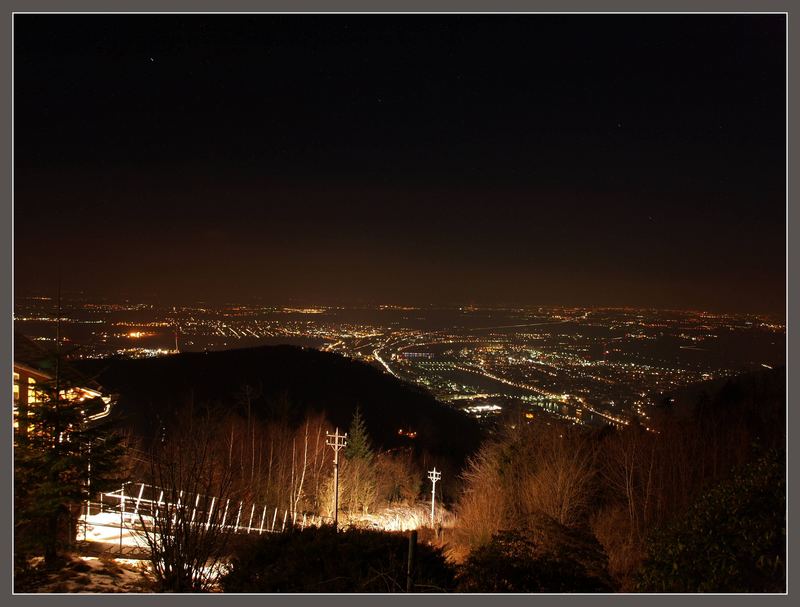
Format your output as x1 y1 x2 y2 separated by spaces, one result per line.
14 15 786 313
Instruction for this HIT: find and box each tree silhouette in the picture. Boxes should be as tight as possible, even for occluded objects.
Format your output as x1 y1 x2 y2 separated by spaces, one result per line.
341 407 377 516
136 401 239 592
14 376 125 569
637 449 785 592
344 406 373 463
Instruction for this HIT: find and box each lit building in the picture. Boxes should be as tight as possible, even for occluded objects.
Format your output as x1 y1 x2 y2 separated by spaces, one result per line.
13 333 113 439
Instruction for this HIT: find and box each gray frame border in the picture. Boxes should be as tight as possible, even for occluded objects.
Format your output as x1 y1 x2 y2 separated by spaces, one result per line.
2 1 794 606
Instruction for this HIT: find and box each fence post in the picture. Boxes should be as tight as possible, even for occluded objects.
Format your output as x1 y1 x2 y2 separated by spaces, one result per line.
119 484 125 556
134 483 145 515
221 499 230 529
173 490 183 526
259 505 267 534
155 490 165 521
206 497 216 528
406 530 417 593
235 502 243 532
191 493 200 523
247 503 255 533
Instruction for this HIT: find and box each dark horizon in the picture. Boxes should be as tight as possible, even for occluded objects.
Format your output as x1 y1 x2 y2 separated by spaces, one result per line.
14 15 786 315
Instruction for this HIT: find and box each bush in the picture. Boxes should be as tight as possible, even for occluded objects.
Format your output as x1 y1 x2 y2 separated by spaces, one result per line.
637 449 785 593
220 526 456 592
456 528 614 592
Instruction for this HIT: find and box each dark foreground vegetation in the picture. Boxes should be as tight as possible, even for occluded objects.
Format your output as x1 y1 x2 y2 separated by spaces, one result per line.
221 522 614 593
449 366 785 592
637 449 785 593
222 526 454 592
456 523 615 592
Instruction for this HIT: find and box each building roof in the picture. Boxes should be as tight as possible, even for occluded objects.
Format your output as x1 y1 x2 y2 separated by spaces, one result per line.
14 332 104 393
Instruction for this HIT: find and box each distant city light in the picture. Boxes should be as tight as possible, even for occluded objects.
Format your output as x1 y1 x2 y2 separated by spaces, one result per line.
13 296 783 430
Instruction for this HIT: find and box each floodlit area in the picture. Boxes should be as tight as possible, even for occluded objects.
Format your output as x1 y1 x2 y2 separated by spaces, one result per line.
78 511 149 549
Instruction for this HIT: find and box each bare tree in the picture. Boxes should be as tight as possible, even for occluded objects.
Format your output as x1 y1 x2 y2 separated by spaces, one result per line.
308 414 330 514
521 425 598 528
375 449 421 507
341 456 378 517
290 413 331 516
136 402 239 592
454 443 507 549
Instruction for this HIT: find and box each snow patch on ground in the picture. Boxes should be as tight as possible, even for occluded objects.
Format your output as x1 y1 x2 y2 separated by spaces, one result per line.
16 555 155 593
346 502 455 532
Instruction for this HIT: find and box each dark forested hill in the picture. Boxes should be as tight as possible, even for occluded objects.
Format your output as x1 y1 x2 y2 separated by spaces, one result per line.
651 365 785 449
76 345 482 468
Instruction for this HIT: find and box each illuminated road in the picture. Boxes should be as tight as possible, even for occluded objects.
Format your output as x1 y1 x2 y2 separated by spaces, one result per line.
372 346 399 378
367 328 635 429
463 319 572 332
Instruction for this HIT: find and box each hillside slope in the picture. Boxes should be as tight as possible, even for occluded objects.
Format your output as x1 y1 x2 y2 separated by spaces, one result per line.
76 345 482 468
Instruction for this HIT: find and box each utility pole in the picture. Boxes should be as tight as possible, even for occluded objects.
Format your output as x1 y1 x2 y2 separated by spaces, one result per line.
172 306 180 353
428 467 441 528
406 529 418 592
85 443 91 541
55 273 61 398
325 428 347 530
119 483 125 556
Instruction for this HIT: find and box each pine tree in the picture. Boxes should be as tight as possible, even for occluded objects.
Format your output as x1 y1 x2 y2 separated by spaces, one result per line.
14 376 126 567
341 407 377 515
344 406 373 463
